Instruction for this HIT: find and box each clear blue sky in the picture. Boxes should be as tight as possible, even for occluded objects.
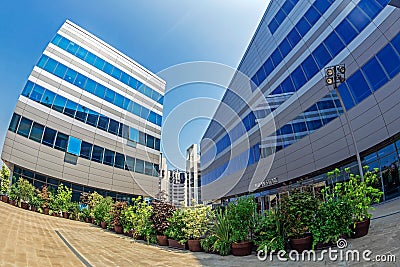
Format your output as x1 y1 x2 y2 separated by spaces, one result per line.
0 0 269 169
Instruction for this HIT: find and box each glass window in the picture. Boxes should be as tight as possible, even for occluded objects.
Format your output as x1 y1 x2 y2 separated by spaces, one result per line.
86 110 99 127
376 44 400 79
293 121 308 133
115 153 125 169
129 127 139 142
43 57 58 73
64 68 77 83
362 57 388 91
111 67 122 80
125 156 135 171
135 159 144 174
63 100 78 117
40 89 56 108
37 56 48 69
275 9 286 24
21 81 35 97
312 43 332 69
84 52 96 65
93 57 105 70
29 122 44 142
105 89 115 103
108 119 119 135
268 18 279 34
97 115 109 131
149 111 157 125
128 77 138 89
337 82 355 110
30 84 45 102
317 99 335 110
291 66 307 90
17 117 32 137
139 131 146 145
155 138 161 151
145 161 153 176
263 58 274 76
146 135 155 149
103 149 115 166
358 0 381 19
279 38 292 57
121 124 129 139
296 17 311 37
75 105 89 122
91 145 104 163
314 0 330 14
282 0 294 14
324 31 345 58
54 132 68 151
336 19 358 45
58 38 69 50
80 141 93 160
271 85 283 95
156 114 162 126
67 136 82 156
281 76 295 93
153 164 160 177
133 103 141 117
346 71 372 103
114 94 124 109
305 6 320 25
73 73 87 89
392 34 400 55
94 84 106 99
347 6 370 32
287 28 301 48
306 118 323 131
141 106 149 120
84 79 97 94
271 49 282 67
301 55 319 80
42 127 57 147
280 124 293 135
9 113 21 132
123 98 131 110
120 72 130 85
75 47 88 60
53 64 68 79
255 67 266 87
103 62 113 75
66 42 79 54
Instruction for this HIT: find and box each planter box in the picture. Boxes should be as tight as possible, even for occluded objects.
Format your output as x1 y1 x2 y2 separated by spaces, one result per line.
1 195 8 203
157 235 168 246
168 239 187 250
100 221 107 229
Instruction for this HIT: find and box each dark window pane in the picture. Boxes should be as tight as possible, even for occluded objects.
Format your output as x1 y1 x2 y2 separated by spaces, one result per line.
291 66 307 90
17 117 32 137
279 38 292 58
121 124 129 139
120 72 130 85
346 71 372 103
376 44 400 79
52 95 67 112
268 18 279 34
287 28 301 47
94 84 106 98
108 119 119 135
337 82 355 110
361 57 388 91
305 6 320 25
135 159 144 174
347 6 370 32
392 34 400 55
75 105 89 122
115 153 125 169
117 123 123 137
54 132 69 152
302 55 319 80
271 49 283 67
306 118 323 131
293 121 308 133
145 161 153 176
86 110 99 127
281 76 295 93
64 68 77 84
29 122 44 142
91 145 104 163
125 156 135 171
40 90 56 108
282 0 294 14
280 124 293 135
54 64 68 79
314 0 330 14
255 67 266 87
42 127 57 147
312 43 332 69
155 138 161 151
149 111 157 124
336 19 358 45
317 99 335 110
275 10 286 24
146 135 155 149
263 58 274 76
358 0 380 20
139 131 146 145
80 141 93 160
37 56 48 68
296 17 311 37
324 31 345 57
9 113 21 132
63 100 77 117
97 115 109 131
103 149 115 166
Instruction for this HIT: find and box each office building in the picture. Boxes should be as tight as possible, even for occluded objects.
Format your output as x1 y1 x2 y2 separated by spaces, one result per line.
185 144 201 206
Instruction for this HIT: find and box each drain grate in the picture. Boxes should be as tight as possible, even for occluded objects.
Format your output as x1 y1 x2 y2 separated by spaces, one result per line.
55 230 93 267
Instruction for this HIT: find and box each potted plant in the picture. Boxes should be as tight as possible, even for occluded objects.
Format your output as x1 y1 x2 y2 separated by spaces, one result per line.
165 209 187 249
0 176 10 203
226 197 257 256
182 203 214 252
17 178 35 210
150 200 175 246
29 189 43 212
80 208 92 223
203 208 231 256
110 201 127 234
280 188 319 252
39 186 52 215
93 196 113 229
68 201 80 220
253 208 285 253
88 192 103 223
132 197 155 244
8 183 19 206
55 184 73 219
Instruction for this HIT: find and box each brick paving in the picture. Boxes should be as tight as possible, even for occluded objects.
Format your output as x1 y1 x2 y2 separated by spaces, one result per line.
0 199 399 267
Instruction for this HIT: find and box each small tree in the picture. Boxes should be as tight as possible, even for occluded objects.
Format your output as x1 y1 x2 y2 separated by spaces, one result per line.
182 202 214 240
39 186 52 209
0 165 10 196
150 200 175 236
17 178 35 203
55 184 72 212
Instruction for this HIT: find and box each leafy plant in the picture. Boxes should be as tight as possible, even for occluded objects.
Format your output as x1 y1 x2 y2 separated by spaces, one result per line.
93 196 113 224
132 197 155 243
150 200 175 235
68 202 80 220
212 208 231 256
0 165 10 195
200 234 218 253
17 178 35 203
110 201 127 227
182 203 214 240
253 209 285 252
8 183 19 201
226 197 257 243
55 184 72 212
80 207 91 221
39 186 52 209
30 189 44 209
165 209 186 244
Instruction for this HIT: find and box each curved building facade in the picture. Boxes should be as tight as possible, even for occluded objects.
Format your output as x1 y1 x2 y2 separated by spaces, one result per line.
1 20 165 201
201 0 400 206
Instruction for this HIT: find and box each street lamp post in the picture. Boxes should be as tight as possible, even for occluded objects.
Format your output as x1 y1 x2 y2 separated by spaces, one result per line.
325 64 364 181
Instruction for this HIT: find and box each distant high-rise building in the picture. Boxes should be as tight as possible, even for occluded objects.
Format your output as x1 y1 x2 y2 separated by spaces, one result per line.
185 144 201 206
2 20 165 201
168 169 186 207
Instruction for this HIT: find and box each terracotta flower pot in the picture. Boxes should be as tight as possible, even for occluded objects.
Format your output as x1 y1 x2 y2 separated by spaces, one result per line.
157 235 168 246
188 239 203 252
168 239 187 250
31 206 38 212
85 218 91 223
114 225 123 234
100 221 107 229
21 202 29 210
1 195 8 203
9 200 16 206
43 207 49 215
290 235 312 252
62 212 70 219
351 218 370 238
231 241 252 256
316 241 335 250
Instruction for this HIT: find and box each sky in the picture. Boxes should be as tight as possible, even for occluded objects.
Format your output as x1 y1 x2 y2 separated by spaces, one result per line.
0 0 270 169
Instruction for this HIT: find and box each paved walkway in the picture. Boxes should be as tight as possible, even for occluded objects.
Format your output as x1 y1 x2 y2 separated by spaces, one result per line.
0 199 399 267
